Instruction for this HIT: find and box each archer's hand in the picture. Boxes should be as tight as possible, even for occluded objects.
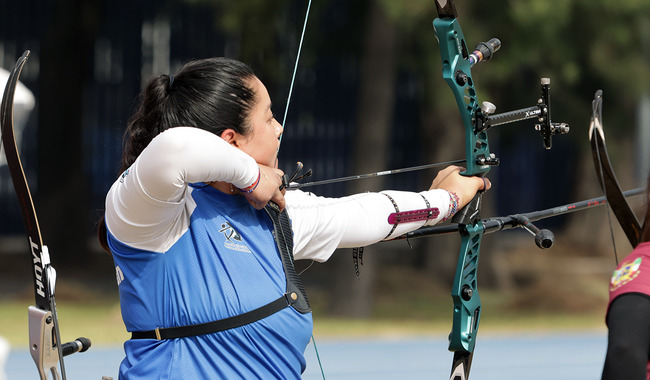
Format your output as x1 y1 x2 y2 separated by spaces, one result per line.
241 165 286 211
430 166 491 209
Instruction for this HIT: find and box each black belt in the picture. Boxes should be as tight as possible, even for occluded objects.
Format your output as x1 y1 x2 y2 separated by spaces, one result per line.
131 293 295 340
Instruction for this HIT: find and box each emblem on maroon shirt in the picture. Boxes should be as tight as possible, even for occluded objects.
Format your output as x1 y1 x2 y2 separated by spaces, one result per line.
610 257 643 291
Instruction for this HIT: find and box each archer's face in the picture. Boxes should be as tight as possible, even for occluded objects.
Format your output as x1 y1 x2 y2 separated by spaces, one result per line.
237 77 283 167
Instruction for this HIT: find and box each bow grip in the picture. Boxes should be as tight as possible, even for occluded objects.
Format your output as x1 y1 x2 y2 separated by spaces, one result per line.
452 192 482 225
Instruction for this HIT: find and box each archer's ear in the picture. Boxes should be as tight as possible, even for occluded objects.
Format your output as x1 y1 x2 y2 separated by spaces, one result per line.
219 129 239 147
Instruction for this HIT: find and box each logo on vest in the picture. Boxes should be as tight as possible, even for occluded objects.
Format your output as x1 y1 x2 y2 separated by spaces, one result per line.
219 222 251 253
610 257 642 291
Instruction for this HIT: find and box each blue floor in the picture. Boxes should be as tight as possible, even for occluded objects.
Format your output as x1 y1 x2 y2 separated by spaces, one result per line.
5 332 608 379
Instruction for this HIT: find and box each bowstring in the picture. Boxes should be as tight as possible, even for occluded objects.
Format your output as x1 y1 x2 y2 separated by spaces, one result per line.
278 0 312 152
279 2 325 379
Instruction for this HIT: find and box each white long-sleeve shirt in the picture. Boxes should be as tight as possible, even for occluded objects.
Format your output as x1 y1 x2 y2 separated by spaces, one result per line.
106 126 451 262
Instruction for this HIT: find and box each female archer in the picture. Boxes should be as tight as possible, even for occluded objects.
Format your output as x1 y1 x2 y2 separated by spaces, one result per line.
98 57 488 379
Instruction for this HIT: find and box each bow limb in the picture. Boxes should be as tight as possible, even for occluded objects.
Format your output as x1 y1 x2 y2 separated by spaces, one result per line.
589 90 642 249
1 51 69 379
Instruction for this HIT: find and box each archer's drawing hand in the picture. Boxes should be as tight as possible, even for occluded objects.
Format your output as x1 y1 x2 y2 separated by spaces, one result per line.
242 165 286 211
430 166 491 209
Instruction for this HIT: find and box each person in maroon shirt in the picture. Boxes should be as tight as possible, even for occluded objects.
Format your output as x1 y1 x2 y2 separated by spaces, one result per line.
602 179 650 380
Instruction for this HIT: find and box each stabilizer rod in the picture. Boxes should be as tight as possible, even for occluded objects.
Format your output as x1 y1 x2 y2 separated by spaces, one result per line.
394 187 645 246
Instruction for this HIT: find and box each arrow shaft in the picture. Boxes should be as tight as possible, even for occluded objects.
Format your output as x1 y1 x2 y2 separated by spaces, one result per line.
286 159 465 189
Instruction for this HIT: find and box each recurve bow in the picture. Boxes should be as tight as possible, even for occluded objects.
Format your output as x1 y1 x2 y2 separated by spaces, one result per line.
280 2 569 378
431 1 569 378
1 50 91 380
589 89 642 251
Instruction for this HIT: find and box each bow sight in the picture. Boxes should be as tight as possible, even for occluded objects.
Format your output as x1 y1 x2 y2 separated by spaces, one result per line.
479 79 570 149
